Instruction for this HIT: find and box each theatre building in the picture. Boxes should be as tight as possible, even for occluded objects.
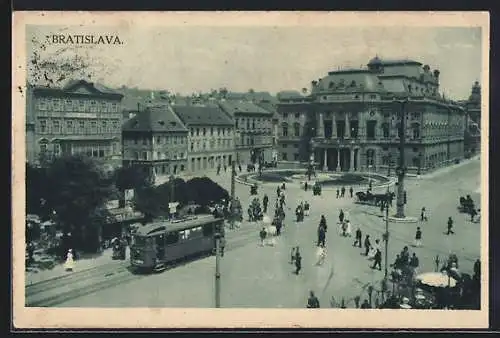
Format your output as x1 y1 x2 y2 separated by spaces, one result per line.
277 57 465 174
26 80 124 168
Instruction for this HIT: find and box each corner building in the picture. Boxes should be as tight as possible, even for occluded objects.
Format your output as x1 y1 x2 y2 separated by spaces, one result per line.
277 57 465 174
26 80 124 168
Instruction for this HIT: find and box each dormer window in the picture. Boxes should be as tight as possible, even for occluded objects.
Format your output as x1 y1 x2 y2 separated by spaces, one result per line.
350 80 356 87
329 81 334 89
158 120 165 126
170 122 177 126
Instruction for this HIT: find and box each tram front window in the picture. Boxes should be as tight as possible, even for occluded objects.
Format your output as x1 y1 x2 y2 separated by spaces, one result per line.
133 235 147 247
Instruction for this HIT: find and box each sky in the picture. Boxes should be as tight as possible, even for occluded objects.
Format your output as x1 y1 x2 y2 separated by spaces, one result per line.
26 25 483 100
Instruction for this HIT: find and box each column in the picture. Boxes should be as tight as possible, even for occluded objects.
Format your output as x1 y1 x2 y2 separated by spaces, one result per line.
317 112 325 137
350 148 355 172
332 116 337 138
323 148 328 171
357 149 362 171
345 112 350 138
336 148 341 172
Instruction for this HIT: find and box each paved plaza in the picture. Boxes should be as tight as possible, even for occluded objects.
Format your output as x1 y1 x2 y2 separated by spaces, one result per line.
56 157 481 308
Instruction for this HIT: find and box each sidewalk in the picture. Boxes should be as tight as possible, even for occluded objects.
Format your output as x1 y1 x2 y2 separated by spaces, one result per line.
25 247 129 285
407 155 480 180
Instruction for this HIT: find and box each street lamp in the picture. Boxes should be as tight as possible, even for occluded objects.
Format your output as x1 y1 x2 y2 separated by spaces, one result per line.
417 152 423 175
229 160 236 230
387 153 392 176
382 186 390 301
393 97 409 219
214 228 222 308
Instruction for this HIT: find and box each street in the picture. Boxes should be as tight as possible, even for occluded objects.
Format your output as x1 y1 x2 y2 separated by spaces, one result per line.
56 158 481 308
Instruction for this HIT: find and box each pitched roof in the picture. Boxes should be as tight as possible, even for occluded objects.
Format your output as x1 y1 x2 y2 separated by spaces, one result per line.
171 105 234 126
62 79 122 95
218 101 273 117
122 105 188 133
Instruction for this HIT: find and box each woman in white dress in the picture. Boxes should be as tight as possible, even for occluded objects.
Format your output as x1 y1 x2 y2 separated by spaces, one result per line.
315 246 327 266
64 249 75 272
345 220 352 237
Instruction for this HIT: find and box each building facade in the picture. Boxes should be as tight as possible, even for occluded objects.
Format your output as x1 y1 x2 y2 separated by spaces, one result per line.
463 81 481 157
122 104 189 179
171 104 235 174
218 101 274 165
277 57 466 174
26 80 124 168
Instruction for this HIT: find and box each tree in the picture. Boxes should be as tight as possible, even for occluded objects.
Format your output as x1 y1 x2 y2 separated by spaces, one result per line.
184 177 229 207
26 163 50 217
302 87 308 95
27 31 117 88
44 155 116 252
219 87 229 99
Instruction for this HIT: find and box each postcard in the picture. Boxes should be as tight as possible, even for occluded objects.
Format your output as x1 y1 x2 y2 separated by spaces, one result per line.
12 11 489 329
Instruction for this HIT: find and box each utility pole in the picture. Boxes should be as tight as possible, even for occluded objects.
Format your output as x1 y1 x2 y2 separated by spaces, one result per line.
394 98 409 218
384 188 390 279
214 229 221 308
230 160 236 230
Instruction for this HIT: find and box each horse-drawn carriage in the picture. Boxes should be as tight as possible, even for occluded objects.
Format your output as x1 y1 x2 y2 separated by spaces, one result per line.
312 182 322 196
458 195 475 214
356 191 394 207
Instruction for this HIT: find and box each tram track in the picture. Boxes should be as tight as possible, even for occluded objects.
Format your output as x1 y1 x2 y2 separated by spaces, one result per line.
25 223 265 307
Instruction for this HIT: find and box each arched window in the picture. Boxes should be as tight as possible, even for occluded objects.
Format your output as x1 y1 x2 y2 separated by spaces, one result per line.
329 81 335 88
293 122 301 137
366 149 375 166
281 122 289 137
39 138 49 154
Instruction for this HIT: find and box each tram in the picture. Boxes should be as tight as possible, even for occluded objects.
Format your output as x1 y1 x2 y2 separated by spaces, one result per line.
130 214 224 272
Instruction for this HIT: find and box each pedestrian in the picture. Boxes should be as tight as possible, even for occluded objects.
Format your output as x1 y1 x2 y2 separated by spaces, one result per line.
276 185 281 198
315 246 327 266
339 209 344 224
470 208 478 222
371 247 382 270
474 259 480 280
304 181 308 191
317 226 326 247
259 227 267 246
320 215 327 231
446 216 455 235
414 227 422 247
217 164 221 175
64 249 75 272
238 164 242 172
290 247 296 264
410 253 420 274
295 248 302 275
307 290 320 308
421 207 428 222
349 186 354 198
364 235 371 256
353 228 362 247
263 194 269 213
304 201 310 216
276 219 282 236
341 186 346 197
224 164 227 172
345 220 352 237
336 189 340 198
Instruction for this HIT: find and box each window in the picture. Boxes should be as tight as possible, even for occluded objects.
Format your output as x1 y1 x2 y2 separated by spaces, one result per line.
165 232 179 245
39 142 47 153
134 152 139 160
252 120 256 129
190 142 194 151
412 123 421 139
53 99 61 111
112 121 119 132
38 99 47 111
156 136 161 144
101 102 108 112
211 127 214 136
283 113 288 118
173 137 177 145
293 144 299 148
282 152 288 160
90 100 97 112
295 113 300 119
157 152 161 160
143 137 148 145
281 123 289 137
90 121 97 134
78 120 85 134
413 147 418 153
66 120 73 134
337 120 345 138
102 121 107 133
78 100 85 112
99 149 105 157
366 121 376 139
293 122 300 137
370 94 377 100
196 128 200 136
53 143 61 156
382 122 390 138
111 103 118 112
350 120 359 138
52 120 61 133
203 128 206 136
294 153 300 161
39 120 47 133
142 152 148 160
366 149 375 166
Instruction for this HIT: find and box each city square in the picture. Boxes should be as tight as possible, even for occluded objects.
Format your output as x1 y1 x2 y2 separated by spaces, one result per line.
20 21 484 312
